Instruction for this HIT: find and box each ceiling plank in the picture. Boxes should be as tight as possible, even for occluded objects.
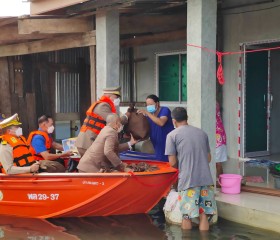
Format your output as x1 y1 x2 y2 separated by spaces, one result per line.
121 29 185 47
120 14 186 34
18 18 92 34
30 0 91 15
67 0 131 14
0 31 96 57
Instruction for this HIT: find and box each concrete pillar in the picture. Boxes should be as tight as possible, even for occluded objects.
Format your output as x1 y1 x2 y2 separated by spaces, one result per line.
96 10 120 98
187 0 217 181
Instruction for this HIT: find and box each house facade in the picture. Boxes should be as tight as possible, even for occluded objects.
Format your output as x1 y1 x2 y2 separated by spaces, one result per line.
0 0 280 194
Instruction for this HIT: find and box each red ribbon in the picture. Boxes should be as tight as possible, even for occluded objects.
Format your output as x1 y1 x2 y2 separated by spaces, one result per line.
128 170 178 188
216 52 224 85
186 43 280 85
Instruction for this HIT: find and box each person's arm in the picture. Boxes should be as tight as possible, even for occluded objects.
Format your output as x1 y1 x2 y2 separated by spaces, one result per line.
208 153 211 163
104 134 122 167
165 132 178 167
40 150 72 160
32 135 72 160
119 134 139 152
206 135 211 163
0 144 39 174
52 141 63 151
137 108 168 127
168 155 178 167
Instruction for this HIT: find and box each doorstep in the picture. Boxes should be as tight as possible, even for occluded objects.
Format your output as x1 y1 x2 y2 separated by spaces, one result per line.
216 190 280 233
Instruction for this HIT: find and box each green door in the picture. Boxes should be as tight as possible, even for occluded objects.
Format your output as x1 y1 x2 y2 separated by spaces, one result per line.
245 51 269 156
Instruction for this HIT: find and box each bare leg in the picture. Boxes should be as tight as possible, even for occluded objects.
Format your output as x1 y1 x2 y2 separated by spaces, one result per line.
216 162 223 178
199 213 209 231
181 218 192 230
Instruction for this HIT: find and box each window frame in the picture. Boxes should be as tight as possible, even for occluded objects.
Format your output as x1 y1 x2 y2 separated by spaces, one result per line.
155 50 187 106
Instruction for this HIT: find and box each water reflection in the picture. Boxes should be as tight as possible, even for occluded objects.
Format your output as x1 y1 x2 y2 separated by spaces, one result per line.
0 216 78 240
49 214 165 240
0 213 280 240
165 218 280 240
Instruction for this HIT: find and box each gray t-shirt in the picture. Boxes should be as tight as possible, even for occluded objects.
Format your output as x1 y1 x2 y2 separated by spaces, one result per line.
165 125 213 191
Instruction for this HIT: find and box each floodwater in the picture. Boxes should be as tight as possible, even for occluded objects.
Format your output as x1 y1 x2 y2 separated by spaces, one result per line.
0 209 279 240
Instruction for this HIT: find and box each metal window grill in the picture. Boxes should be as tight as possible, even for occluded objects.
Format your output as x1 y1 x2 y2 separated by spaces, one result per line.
55 72 80 113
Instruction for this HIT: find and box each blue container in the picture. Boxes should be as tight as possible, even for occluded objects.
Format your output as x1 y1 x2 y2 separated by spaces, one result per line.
120 150 157 161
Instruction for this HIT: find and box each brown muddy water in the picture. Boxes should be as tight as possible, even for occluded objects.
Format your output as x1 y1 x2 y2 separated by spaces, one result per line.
0 207 279 240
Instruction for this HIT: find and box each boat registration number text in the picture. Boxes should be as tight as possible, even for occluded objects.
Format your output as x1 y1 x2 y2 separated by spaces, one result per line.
27 193 60 201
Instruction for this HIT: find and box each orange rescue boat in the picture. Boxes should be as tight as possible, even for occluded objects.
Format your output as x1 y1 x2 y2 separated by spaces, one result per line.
0 160 177 218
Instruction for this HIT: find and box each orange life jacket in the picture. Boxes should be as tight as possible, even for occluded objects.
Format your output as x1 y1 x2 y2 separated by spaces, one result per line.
80 96 116 135
0 134 36 173
27 130 53 160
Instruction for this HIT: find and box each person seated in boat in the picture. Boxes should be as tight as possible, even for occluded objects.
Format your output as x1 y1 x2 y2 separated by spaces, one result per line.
27 115 72 167
0 113 40 174
75 86 128 157
77 113 137 173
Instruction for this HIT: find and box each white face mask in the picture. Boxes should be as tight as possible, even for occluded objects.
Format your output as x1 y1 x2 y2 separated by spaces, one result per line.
15 127 23 137
47 125 55 134
113 98 121 107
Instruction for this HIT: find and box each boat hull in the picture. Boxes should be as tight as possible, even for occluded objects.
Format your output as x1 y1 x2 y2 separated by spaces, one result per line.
0 160 177 218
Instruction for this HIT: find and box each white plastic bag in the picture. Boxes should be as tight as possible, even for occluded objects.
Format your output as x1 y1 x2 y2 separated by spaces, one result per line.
163 189 182 224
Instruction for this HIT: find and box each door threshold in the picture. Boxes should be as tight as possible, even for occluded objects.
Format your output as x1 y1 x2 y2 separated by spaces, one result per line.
241 185 280 197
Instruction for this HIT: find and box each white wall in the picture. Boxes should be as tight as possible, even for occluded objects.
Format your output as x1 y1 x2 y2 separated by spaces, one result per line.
223 3 280 170
134 40 185 102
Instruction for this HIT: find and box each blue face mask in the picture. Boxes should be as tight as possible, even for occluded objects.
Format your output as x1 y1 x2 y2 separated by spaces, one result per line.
147 105 156 113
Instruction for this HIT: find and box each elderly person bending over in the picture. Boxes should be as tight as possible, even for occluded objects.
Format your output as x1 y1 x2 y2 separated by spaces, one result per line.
77 114 137 173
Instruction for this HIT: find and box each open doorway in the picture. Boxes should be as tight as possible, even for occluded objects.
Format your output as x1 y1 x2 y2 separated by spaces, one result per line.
241 40 280 190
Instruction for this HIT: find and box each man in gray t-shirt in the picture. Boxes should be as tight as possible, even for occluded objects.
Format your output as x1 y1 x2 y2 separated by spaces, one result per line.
165 107 216 231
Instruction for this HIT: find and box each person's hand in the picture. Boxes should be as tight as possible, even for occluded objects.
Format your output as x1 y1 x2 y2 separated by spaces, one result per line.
129 133 140 146
61 150 73 158
125 111 131 119
30 162 40 173
121 162 128 169
117 162 128 172
137 109 148 117
124 167 133 173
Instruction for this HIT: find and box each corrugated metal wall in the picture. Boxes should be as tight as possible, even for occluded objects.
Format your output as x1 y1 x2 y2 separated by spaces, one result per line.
33 48 89 113
33 48 90 64
55 72 80 113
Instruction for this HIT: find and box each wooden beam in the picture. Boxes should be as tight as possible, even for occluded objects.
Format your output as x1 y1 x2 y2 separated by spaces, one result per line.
0 24 59 41
0 17 17 27
0 31 96 57
120 14 186 34
18 18 92 34
120 29 185 47
89 46 96 102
